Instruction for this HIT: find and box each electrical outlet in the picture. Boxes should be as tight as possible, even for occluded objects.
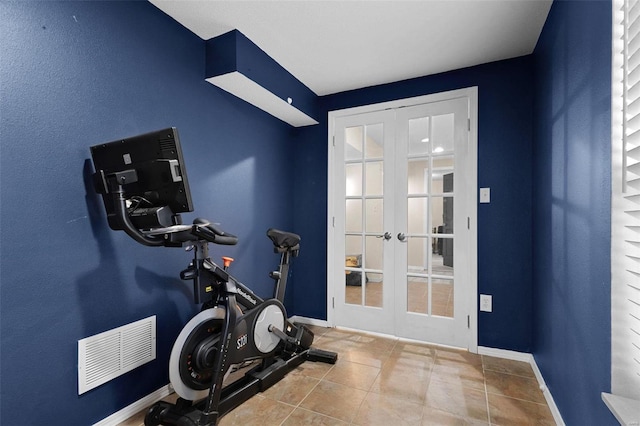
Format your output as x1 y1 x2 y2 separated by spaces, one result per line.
480 294 492 312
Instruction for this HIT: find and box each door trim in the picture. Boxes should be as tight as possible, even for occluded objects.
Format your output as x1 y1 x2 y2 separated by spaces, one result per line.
327 87 478 352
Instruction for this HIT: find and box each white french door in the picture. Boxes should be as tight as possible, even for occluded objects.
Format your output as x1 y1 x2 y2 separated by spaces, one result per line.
393 97 472 347
329 88 477 350
332 109 397 335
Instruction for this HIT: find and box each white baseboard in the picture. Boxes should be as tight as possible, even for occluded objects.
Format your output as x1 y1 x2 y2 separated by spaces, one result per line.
478 346 565 426
478 345 533 362
529 356 565 426
93 384 173 426
336 325 399 341
289 315 330 328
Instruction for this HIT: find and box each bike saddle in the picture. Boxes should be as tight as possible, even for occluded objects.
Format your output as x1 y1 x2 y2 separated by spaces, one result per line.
267 228 300 251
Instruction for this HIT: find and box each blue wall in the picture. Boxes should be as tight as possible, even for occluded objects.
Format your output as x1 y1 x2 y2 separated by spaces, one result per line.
0 2 296 424
532 1 615 424
292 57 535 352
0 1 618 425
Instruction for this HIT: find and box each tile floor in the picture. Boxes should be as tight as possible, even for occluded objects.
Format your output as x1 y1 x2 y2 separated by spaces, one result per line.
119 327 556 426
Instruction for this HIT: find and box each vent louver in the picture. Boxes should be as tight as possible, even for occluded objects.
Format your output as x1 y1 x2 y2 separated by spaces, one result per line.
78 316 156 394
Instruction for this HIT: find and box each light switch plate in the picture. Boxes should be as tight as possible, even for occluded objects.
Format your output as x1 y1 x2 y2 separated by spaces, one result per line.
480 187 491 203
480 294 492 312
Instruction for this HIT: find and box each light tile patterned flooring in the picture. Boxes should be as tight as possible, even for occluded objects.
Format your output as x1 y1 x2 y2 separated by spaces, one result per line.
119 326 555 425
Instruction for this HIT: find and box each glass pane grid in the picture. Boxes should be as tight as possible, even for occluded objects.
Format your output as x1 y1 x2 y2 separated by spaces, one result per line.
406 275 454 318
344 123 384 310
405 113 455 319
406 119 433 315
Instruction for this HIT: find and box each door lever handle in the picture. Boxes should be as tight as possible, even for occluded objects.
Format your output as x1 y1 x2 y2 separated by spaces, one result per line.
376 232 392 240
397 233 407 242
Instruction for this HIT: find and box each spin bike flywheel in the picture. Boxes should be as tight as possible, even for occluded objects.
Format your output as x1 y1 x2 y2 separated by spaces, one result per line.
169 307 225 401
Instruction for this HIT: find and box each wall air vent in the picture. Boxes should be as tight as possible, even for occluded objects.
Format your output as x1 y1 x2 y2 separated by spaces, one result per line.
78 316 156 395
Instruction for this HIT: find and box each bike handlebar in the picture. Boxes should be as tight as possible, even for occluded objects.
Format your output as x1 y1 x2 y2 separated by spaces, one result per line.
109 179 238 247
193 218 238 246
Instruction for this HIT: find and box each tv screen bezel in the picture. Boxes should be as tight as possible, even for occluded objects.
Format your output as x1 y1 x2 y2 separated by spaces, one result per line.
90 127 194 231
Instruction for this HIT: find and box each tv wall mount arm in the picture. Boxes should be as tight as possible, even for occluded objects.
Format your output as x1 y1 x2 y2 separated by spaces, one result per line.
96 169 166 247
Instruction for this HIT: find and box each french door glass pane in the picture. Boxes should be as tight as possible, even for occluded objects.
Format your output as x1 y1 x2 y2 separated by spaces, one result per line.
432 155 454 172
433 237 454 275
407 236 429 272
431 196 454 234
345 235 362 256
407 277 428 314
408 197 428 235
346 163 362 196
431 196 443 232
365 123 384 159
443 196 454 233
345 238 363 306
365 198 383 233
365 272 383 307
365 235 383 270
345 126 363 161
408 159 429 194
345 271 363 305
365 161 384 196
408 117 430 156
345 199 362 232
431 174 443 194
431 113 455 153
432 278 454 318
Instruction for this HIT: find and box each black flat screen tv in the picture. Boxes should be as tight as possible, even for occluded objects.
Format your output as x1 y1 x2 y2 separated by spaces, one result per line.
90 127 194 231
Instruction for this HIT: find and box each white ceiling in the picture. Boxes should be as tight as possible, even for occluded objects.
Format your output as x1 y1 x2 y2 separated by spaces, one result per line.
150 0 552 96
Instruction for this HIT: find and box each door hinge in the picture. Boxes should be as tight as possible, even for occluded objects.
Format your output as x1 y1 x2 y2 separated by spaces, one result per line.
332 136 336 147
467 217 470 229
467 315 470 328
332 297 335 309
468 118 471 131
332 216 335 227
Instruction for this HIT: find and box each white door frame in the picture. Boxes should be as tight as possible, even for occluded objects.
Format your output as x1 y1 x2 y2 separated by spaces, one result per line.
327 87 478 352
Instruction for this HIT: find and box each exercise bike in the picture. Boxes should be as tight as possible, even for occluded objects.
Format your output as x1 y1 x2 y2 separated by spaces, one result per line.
143 219 336 426
89 128 337 426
